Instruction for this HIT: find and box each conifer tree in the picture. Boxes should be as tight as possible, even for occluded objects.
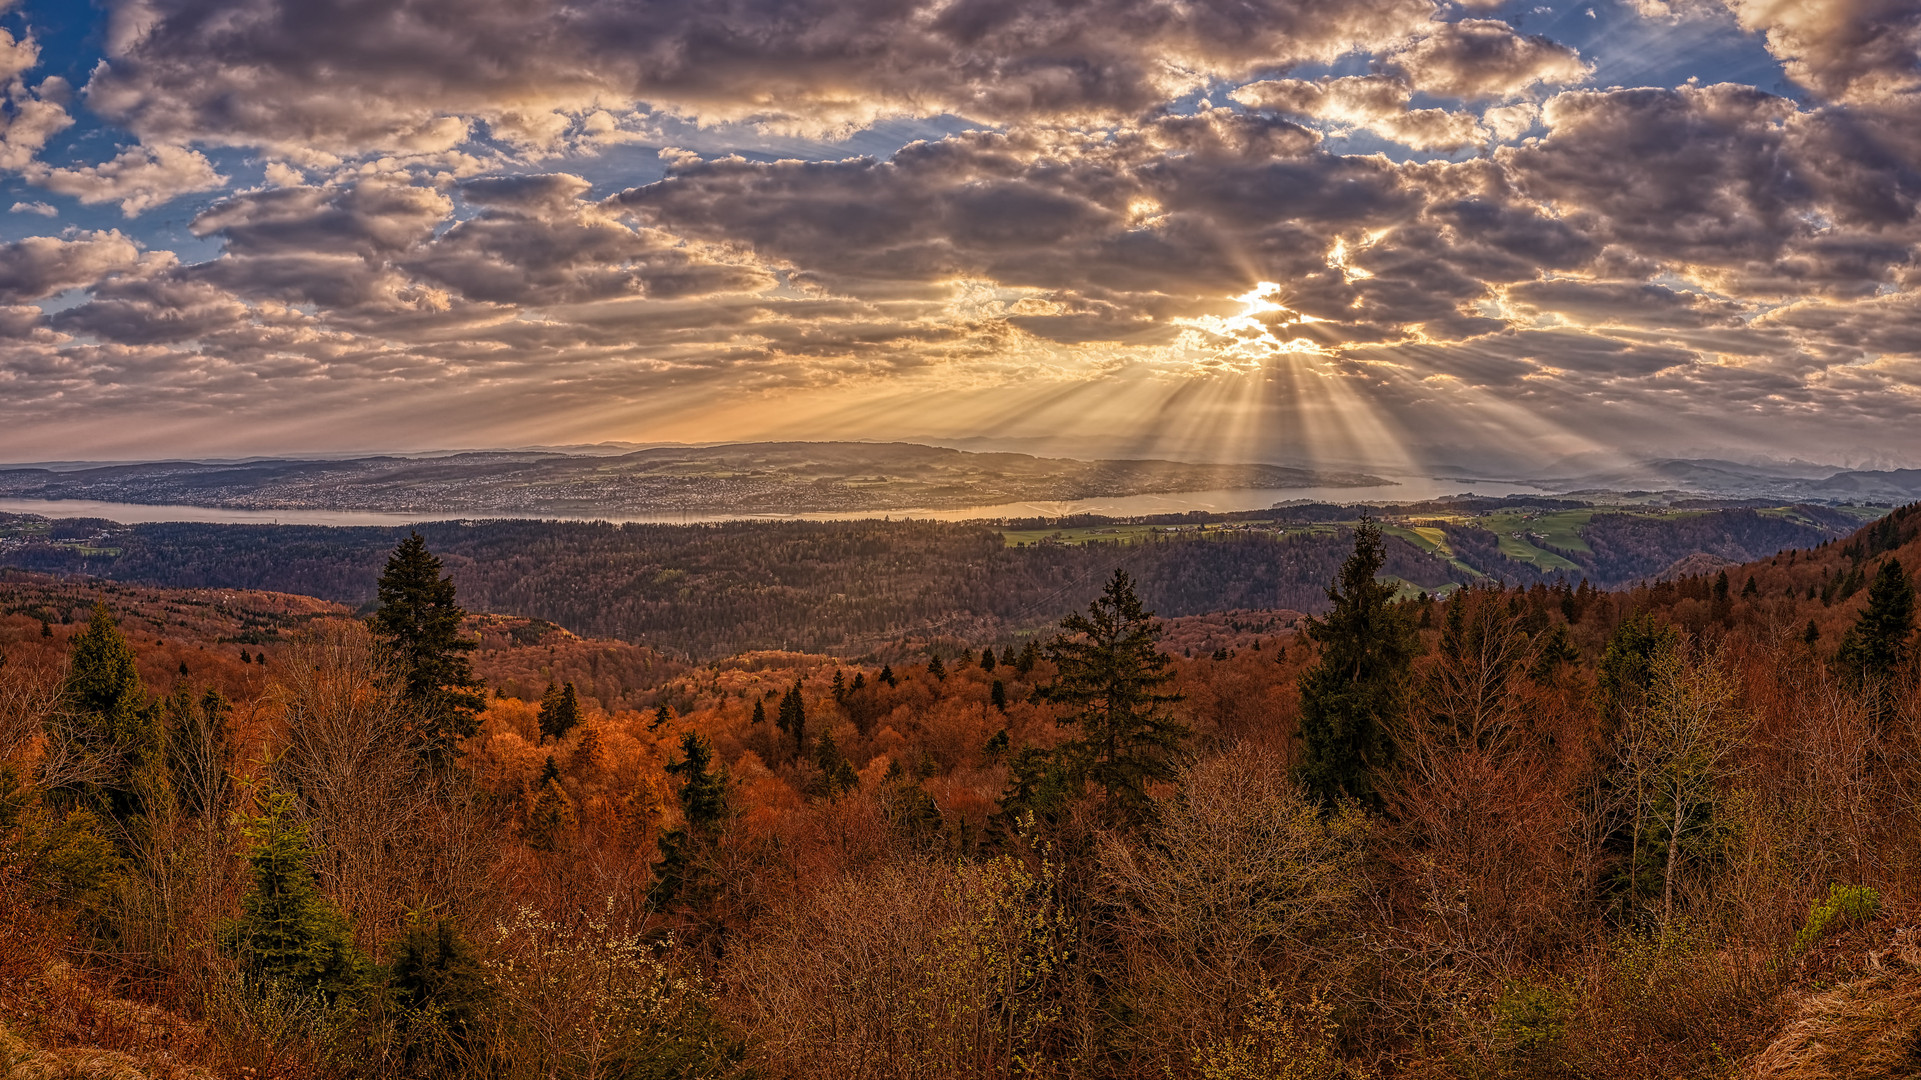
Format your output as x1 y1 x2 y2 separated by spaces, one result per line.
228 790 366 999
1000 645 1016 668
1294 519 1419 808
1043 569 1187 828
750 699 766 725
1598 612 1681 725
369 532 483 763
652 732 728 910
831 669 846 704
991 679 1007 711
537 681 582 742
851 671 866 692
878 664 897 687
980 647 996 672
927 653 946 681
812 731 860 800
388 914 494 1065
59 603 167 832
526 775 574 852
1836 558 1916 684
1016 641 1040 675
776 684 806 757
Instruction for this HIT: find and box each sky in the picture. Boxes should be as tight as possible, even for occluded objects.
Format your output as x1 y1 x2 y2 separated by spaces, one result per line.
0 0 1916 476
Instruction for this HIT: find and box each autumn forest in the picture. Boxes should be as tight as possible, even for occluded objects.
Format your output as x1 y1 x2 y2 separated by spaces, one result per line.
4 506 1921 1079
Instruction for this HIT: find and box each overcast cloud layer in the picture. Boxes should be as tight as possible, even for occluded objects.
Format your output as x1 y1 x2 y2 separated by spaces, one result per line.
0 0 1917 473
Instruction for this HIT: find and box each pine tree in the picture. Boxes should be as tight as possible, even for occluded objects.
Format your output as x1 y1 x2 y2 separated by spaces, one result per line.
1016 641 1040 675
927 654 946 681
1043 568 1186 828
776 684 806 757
878 664 897 688
1598 612 1681 725
369 532 483 763
831 669 847 704
851 671 866 692
526 776 574 852
1294 519 1418 808
750 699 766 725
1836 558 1916 684
59 603 167 832
388 914 494 1065
812 731 860 800
980 647 997 672
652 732 729 910
651 703 672 731
537 681 581 742
1000 645 1016 667
991 678 1007 711
227 789 366 999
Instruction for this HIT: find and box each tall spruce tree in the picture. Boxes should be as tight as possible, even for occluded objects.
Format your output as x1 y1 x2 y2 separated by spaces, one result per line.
537 681 582 743
1043 568 1186 828
1836 558 1916 684
1295 519 1419 808
369 533 484 763
652 732 728 911
228 789 366 999
60 603 167 832
776 684 806 758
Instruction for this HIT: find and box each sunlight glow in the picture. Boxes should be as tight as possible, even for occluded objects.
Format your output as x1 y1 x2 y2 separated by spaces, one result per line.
1174 281 1328 366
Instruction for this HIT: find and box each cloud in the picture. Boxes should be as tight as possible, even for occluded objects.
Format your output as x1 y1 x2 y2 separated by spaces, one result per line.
29 143 227 216
1721 0 1921 109
83 0 1436 154
1390 19 1590 100
9 200 56 216
0 230 162 304
1232 76 1489 151
0 27 74 174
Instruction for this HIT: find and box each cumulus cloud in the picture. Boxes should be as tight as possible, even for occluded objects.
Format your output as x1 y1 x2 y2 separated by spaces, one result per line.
1231 76 1489 151
1389 19 1590 100
0 230 163 304
1722 0 1921 109
83 0 1436 153
29 143 228 216
0 27 74 174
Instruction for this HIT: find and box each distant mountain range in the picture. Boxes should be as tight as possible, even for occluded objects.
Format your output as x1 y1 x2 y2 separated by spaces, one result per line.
1442 458 1921 504
0 442 1390 517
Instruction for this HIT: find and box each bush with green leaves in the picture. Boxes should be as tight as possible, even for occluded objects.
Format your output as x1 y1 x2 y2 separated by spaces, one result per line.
1793 884 1880 954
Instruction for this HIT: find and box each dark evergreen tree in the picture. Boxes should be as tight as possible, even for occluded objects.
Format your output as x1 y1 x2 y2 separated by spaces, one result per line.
1016 641 1040 675
1042 568 1187 828
831 669 847 704
927 654 946 681
776 684 806 757
60 603 167 833
651 703 672 731
811 731 861 800
388 915 495 1067
991 678 1007 712
1294 519 1419 808
1836 558 1916 683
980 647 997 672
369 533 483 763
1597 612 1680 725
652 732 728 910
537 681 582 743
1000 645 1017 667
1804 619 1821 645
750 699 766 725
851 671 866 692
227 790 366 999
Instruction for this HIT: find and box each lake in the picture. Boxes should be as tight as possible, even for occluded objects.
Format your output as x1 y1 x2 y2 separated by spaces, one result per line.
0 476 1549 527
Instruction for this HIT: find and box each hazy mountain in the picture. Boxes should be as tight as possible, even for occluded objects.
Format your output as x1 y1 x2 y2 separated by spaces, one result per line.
0 441 1388 517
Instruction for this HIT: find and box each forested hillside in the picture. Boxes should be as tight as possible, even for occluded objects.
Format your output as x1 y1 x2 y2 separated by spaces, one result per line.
4 504 1921 1078
0 502 1864 659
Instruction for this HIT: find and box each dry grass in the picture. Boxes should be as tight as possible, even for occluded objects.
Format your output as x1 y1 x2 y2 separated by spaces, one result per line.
1750 933 1921 1079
